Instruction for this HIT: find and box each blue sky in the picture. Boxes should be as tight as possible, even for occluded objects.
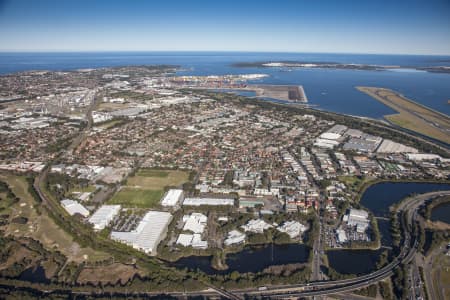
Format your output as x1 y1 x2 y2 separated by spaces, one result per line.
0 0 449 54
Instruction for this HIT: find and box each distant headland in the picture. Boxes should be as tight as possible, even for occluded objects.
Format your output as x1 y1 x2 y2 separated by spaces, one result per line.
232 61 450 73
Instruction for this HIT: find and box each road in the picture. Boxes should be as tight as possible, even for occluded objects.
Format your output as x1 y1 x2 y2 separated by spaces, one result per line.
315 107 450 154
67 88 101 153
22 180 450 300
29 102 450 300
422 243 447 300
311 209 324 282
19 88 450 299
229 191 450 298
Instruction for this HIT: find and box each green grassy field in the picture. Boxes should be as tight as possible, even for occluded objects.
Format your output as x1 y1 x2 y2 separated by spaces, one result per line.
127 169 189 190
108 187 164 208
338 176 373 193
95 118 127 129
136 169 169 178
108 169 189 208
69 185 97 194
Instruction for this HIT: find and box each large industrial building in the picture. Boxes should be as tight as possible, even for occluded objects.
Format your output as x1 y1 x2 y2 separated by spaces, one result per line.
183 197 234 206
376 139 418 153
314 124 347 149
176 233 208 249
182 213 207 233
175 212 208 249
343 137 381 153
241 219 272 233
277 221 307 238
61 199 90 218
344 208 370 233
224 230 246 246
88 205 121 231
160 189 184 207
111 211 172 255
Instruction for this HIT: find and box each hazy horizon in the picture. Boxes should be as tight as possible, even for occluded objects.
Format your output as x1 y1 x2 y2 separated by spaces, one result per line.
1 50 450 57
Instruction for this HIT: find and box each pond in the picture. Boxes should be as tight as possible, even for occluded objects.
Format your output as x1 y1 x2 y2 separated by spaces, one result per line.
377 218 393 247
326 181 450 275
173 243 310 274
18 266 50 284
431 201 450 224
326 249 383 275
360 182 450 217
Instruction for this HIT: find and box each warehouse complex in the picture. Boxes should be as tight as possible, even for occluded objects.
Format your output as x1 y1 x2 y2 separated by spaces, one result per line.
175 213 208 249
334 208 372 246
111 211 172 255
160 189 184 207
88 205 121 230
183 197 234 206
61 199 90 218
344 208 370 233
224 230 246 246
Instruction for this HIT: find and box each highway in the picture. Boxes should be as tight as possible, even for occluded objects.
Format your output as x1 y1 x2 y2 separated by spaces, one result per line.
24 164 450 298
21 90 450 299
30 124 450 300
228 191 450 298
67 88 101 153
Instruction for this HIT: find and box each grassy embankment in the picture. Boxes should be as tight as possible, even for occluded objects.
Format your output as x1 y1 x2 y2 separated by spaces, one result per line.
420 195 450 231
108 169 189 208
357 86 450 144
0 174 109 263
430 248 450 300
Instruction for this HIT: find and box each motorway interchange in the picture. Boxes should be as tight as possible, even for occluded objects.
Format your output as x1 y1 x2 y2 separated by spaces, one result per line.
210 191 449 299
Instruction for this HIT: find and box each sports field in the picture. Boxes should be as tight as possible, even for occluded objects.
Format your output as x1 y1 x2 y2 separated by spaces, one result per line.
108 169 189 208
108 187 164 208
357 86 450 144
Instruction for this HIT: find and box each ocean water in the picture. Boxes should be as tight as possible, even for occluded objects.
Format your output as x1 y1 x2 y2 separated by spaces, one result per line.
1 52 449 118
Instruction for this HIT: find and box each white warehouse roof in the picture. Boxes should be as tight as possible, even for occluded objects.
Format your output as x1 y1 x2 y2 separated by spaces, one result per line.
176 233 194 247
314 139 339 149
349 208 369 219
88 205 121 231
346 209 370 233
176 233 208 249
183 213 207 234
183 197 234 206
161 189 184 207
277 221 307 238
336 229 348 243
319 132 341 140
241 219 272 233
224 230 246 246
111 211 172 255
61 199 90 218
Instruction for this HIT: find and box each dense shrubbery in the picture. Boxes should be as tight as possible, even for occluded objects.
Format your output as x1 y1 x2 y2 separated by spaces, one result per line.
354 284 378 297
392 263 408 299
0 180 19 208
379 280 394 300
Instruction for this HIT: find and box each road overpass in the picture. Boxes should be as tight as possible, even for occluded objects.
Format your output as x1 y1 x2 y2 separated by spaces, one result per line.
228 191 450 298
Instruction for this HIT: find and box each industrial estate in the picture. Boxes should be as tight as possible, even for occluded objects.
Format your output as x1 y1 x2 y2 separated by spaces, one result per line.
0 65 449 299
